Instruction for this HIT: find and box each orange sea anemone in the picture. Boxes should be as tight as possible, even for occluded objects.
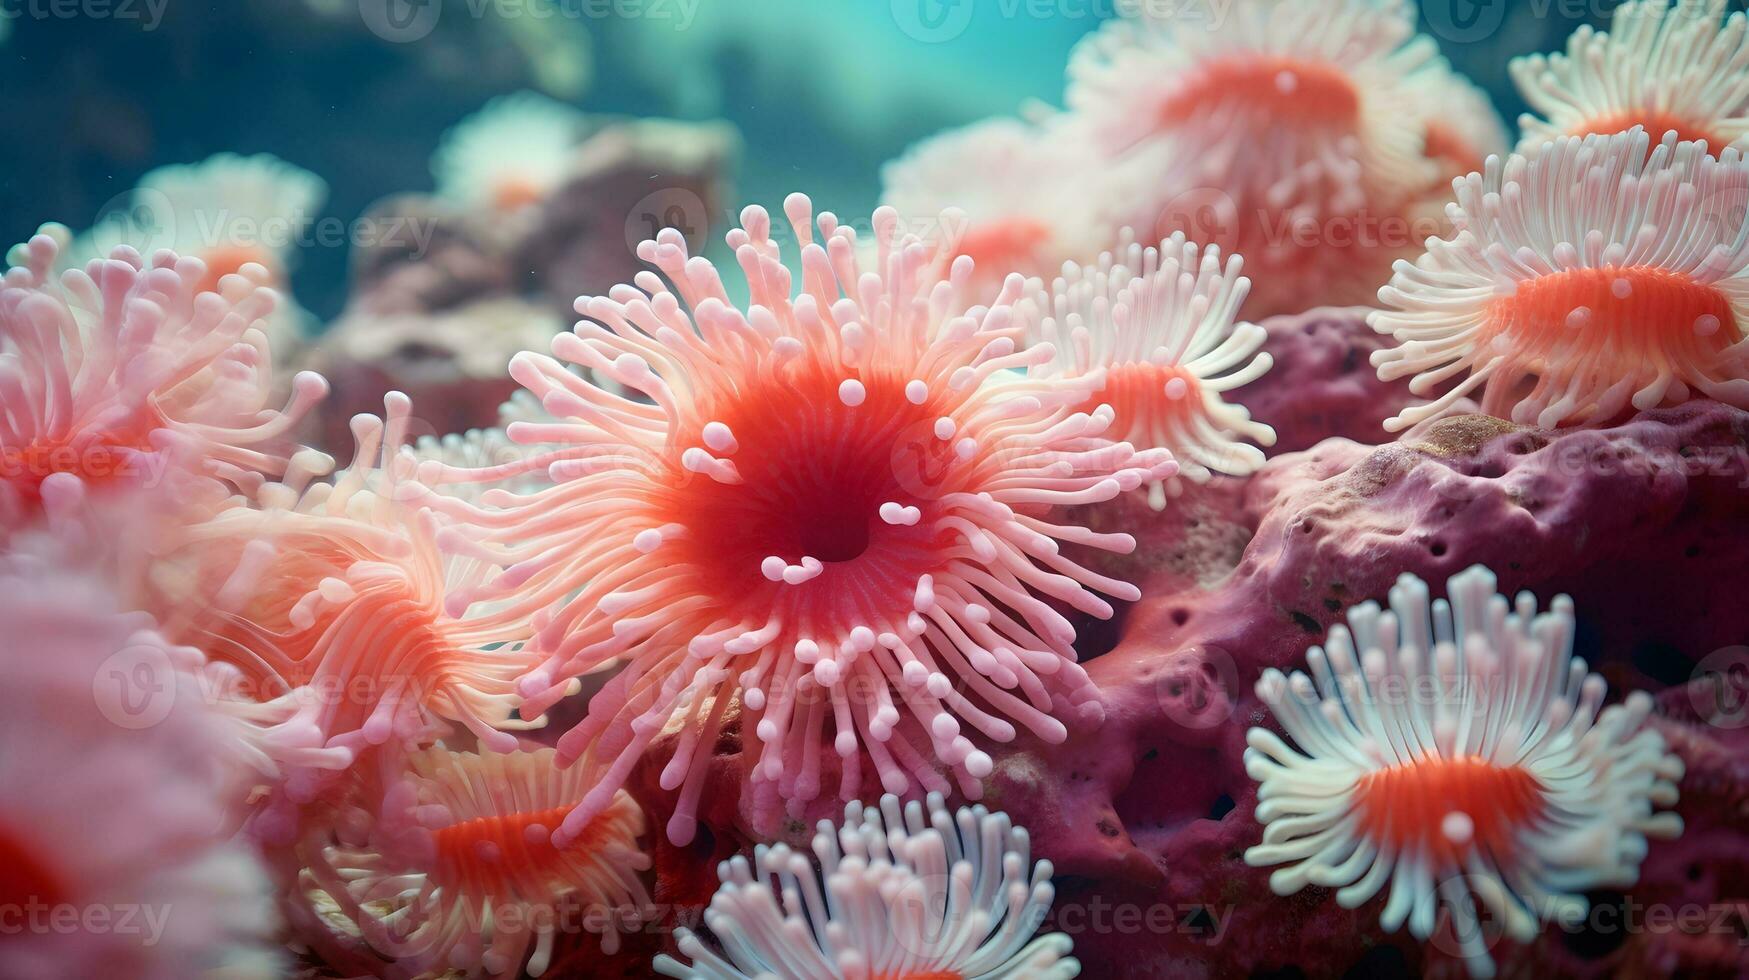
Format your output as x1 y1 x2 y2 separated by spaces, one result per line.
1371 129 1749 431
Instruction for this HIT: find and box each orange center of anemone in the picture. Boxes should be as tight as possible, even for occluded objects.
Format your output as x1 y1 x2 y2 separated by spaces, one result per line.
1576 110 1721 149
653 368 953 636
431 805 574 896
1084 362 1205 445
1353 756 1545 867
1483 265 1740 366
197 244 277 294
1423 123 1484 181
492 177 548 212
0 823 69 910
952 218 1052 277
1162 56 1360 128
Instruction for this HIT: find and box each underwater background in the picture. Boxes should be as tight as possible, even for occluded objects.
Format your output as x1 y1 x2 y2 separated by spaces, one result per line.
3 0 1602 319
4 3 1748 978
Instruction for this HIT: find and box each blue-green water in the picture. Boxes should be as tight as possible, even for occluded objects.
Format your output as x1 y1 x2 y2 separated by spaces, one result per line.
0 0 1627 318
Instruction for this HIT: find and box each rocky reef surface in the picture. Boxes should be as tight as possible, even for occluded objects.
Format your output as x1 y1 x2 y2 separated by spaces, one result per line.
545 307 1749 978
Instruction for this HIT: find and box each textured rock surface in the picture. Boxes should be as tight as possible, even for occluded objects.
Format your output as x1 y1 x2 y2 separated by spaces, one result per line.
1233 305 1415 454
609 397 1749 978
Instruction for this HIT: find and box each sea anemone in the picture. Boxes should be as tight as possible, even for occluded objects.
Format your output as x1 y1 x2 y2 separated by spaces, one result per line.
881 117 1109 303
426 194 1174 845
1512 0 1749 154
299 746 651 979
0 232 328 529
0 535 281 979
1243 565 1685 978
160 392 545 807
1370 128 1749 432
1021 231 1274 508
432 91 587 214
73 153 327 350
1064 0 1462 314
1408 68 1510 191
654 791 1078 980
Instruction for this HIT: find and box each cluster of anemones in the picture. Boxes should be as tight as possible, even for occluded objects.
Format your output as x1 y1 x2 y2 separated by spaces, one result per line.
883 0 1508 317
2 187 1198 975
7 2 1741 974
1371 0 1749 431
419 194 1199 847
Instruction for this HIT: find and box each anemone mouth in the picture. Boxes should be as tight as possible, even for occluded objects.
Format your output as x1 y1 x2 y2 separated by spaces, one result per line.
951 217 1053 278
431 805 573 893
0 823 70 909
490 177 548 213
1422 123 1487 181
1353 756 1546 866
1576 111 1723 151
1088 362 1205 443
654 368 952 632
1164 55 1362 129
1484 265 1740 362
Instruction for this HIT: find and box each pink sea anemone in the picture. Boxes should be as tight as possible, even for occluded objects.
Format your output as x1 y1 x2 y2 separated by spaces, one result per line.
298 746 651 979
426 194 1175 845
0 537 280 979
1021 232 1274 508
654 791 1078 979
1244 565 1685 978
1512 0 1749 154
881 117 1109 303
0 232 327 529
1064 0 1475 315
1370 129 1749 432
160 393 545 813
